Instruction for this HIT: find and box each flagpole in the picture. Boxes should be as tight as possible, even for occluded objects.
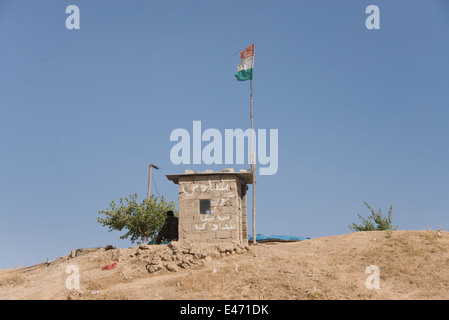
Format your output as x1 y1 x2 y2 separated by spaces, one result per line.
250 77 256 245
236 43 256 245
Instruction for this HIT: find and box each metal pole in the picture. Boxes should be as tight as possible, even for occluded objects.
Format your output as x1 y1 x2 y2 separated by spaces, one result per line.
250 78 256 245
147 163 153 201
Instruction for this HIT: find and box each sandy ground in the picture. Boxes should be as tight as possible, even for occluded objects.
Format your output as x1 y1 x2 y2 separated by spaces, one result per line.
1 230 449 300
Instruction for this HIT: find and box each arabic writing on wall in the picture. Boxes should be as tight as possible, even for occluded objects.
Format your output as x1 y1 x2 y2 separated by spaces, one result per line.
194 214 236 231
182 181 232 196
181 181 238 231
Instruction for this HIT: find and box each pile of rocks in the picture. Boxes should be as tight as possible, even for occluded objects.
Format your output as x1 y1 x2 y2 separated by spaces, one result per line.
146 241 250 274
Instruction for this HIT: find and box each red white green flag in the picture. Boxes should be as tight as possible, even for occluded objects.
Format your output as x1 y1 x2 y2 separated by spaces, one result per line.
235 44 254 81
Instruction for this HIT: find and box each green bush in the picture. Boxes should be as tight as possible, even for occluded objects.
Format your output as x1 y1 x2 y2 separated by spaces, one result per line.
349 202 398 232
98 193 177 244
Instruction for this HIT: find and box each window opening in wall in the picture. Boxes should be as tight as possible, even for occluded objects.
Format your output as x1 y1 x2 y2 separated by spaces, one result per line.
199 199 211 214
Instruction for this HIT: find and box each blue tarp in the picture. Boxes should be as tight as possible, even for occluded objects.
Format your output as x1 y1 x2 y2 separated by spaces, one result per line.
248 234 310 242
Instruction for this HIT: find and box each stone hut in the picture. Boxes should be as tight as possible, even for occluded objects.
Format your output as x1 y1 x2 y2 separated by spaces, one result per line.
166 168 253 245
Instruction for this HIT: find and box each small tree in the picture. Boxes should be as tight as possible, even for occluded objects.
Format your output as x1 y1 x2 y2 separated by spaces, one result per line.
98 193 177 244
349 202 398 232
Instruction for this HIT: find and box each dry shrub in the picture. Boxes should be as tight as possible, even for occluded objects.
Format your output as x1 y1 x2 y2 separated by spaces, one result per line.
166 263 263 299
325 260 340 280
424 228 442 246
168 265 236 295
0 272 25 287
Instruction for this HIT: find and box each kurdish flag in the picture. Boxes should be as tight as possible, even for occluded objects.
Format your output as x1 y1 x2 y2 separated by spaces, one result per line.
235 43 254 81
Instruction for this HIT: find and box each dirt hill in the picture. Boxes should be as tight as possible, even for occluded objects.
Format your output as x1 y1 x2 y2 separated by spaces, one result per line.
1 230 448 300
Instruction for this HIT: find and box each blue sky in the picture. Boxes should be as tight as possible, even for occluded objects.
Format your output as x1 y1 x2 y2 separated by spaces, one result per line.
1 0 448 268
